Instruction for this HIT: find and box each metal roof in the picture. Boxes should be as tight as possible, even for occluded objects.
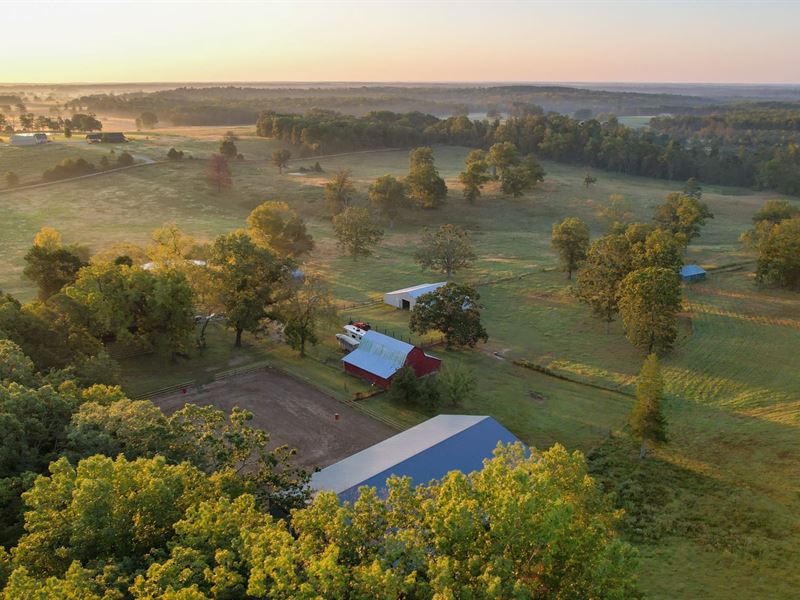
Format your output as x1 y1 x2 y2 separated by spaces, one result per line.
341 330 414 379
385 282 446 298
680 264 706 277
311 414 522 502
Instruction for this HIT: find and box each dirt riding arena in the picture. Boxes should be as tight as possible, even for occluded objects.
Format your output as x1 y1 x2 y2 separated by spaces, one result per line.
152 367 395 469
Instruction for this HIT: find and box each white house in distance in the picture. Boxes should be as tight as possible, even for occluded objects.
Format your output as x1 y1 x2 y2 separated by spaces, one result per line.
383 282 446 310
10 133 49 146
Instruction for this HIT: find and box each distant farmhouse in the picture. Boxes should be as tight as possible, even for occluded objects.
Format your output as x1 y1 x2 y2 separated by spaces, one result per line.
680 264 707 283
311 414 522 502
10 133 48 146
341 330 441 388
86 132 128 143
384 282 446 310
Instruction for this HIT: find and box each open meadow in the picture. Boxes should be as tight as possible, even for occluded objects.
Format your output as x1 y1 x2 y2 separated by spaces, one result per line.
1 130 799 598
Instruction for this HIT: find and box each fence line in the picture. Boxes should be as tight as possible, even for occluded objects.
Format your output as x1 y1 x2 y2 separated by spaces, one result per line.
131 379 197 401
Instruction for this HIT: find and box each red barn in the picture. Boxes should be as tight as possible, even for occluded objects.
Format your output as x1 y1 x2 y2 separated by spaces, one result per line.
341 330 441 388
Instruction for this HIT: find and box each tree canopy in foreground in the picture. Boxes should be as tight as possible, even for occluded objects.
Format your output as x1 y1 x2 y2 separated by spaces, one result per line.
2 444 640 599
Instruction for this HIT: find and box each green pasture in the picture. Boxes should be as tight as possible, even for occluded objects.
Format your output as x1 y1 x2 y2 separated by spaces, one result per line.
0 132 799 598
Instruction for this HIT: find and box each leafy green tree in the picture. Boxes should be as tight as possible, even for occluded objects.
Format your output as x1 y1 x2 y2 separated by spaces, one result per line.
270 149 291 174
682 177 702 199
386 366 441 410
406 147 447 208
458 149 491 203
368 174 408 224
209 232 290 347
0 339 37 387
22 244 87 301
487 141 520 176
630 353 668 459
324 169 356 214
278 277 336 357
752 199 799 225
246 200 314 257
116 151 134 167
206 154 232 193
138 111 158 129
638 227 683 272
219 138 238 159
618 267 682 353
410 283 488 348
501 155 545 198
575 234 633 328
551 217 590 279
4 171 18 188
331 206 383 259
599 193 634 227
438 361 477 407
584 172 597 188
755 216 800 289
63 124 72 138
653 192 713 248
414 223 476 278
166 147 184 161
66 262 195 356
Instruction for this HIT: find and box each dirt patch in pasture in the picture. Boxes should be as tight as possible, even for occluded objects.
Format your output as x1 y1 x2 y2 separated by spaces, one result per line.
152 366 395 469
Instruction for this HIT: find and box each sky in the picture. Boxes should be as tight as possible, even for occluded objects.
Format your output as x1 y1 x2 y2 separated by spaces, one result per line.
2 0 799 84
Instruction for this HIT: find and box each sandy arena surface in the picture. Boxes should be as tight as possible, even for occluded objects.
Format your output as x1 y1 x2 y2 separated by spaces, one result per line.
152 366 395 469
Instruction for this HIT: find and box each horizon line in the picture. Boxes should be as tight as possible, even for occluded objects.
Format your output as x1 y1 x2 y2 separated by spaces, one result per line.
2 80 800 87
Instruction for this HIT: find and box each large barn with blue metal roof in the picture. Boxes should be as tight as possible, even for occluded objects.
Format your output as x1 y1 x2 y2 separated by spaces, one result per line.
341 330 441 388
311 414 522 503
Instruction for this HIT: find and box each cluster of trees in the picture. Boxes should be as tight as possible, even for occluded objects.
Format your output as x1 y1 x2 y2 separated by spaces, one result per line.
41 152 135 182
742 200 800 289
552 187 713 353
458 142 545 201
3 111 105 135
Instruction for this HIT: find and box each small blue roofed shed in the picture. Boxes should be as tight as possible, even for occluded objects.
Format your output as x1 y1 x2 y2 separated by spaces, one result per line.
310 414 522 503
680 264 707 282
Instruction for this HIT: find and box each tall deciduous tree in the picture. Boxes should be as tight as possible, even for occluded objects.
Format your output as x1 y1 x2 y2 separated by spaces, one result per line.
206 154 232 193
618 266 682 353
368 174 408 224
755 216 800 289
278 277 336 357
599 193 634 227
270 149 291 174
575 234 633 329
331 206 383 259
414 224 476 278
406 147 447 208
551 217 590 279
246 200 314 257
630 353 668 459
410 283 488 348
22 229 87 301
219 138 238 159
209 232 290 347
653 192 713 248
459 149 491 203
324 169 356 215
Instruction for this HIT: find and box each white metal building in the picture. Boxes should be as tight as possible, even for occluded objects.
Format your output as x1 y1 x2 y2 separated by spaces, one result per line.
383 282 446 310
10 133 48 146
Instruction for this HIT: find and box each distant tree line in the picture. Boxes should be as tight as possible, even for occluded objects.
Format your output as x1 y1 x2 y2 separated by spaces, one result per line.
255 109 800 197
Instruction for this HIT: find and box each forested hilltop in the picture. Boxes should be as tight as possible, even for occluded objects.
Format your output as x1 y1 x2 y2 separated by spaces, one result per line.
68 84 712 123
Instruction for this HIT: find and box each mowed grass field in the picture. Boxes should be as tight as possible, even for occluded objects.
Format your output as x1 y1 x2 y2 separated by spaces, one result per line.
1 129 799 598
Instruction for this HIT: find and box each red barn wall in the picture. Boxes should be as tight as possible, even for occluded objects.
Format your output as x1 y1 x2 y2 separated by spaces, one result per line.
343 362 391 389
404 348 442 378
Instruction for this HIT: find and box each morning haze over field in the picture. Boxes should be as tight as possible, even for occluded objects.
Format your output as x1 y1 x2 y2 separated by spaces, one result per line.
0 1 798 599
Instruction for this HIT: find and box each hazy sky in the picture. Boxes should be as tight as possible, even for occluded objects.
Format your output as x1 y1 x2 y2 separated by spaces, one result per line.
2 0 799 84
